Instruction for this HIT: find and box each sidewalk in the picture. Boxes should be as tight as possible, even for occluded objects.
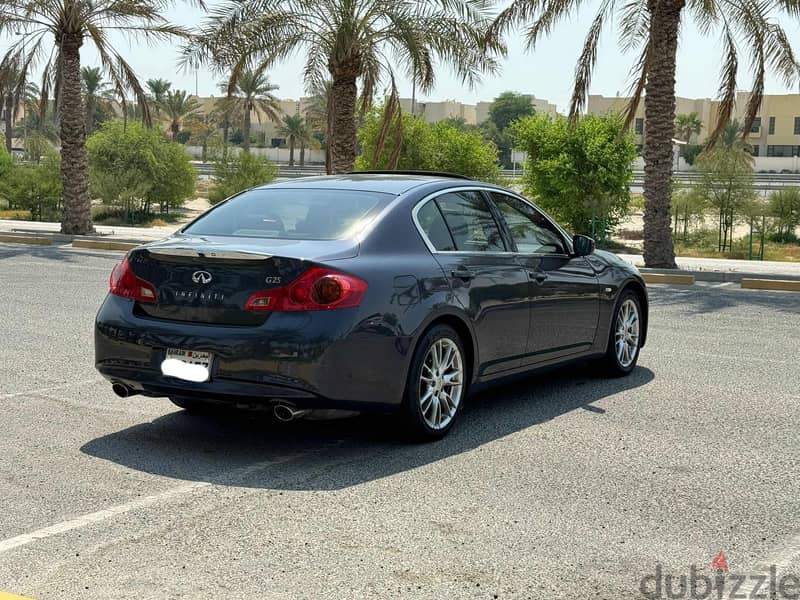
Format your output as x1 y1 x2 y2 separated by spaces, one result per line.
2 219 800 281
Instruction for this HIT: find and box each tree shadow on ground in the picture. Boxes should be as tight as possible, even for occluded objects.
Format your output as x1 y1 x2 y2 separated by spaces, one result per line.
0 244 120 264
81 364 654 491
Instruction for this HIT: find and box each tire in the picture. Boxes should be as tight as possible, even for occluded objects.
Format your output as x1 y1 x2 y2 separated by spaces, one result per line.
401 324 468 441
169 396 218 415
600 290 642 376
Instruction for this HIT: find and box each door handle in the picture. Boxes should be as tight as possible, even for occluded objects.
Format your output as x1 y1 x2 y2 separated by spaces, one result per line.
529 271 548 283
451 267 475 280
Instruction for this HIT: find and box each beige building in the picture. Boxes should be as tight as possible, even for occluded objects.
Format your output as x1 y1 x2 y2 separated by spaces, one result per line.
399 94 557 126
587 92 800 157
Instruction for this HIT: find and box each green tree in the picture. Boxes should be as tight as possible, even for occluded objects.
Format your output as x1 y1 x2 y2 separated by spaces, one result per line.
278 114 311 166
1 0 196 235
81 67 114 136
218 69 281 153
671 186 707 242
160 90 200 142
189 0 501 174
488 91 535 132
768 188 800 242
675 112 703 143
146 78 171 118
87 120 196 221
209 153 277 204
694 137 756 252
356 108 500 182
512 114 636 237
491 0 800 268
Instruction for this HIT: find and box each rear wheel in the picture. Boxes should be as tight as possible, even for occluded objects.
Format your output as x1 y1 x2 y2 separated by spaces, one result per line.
402 325 467 440
601 290 642 376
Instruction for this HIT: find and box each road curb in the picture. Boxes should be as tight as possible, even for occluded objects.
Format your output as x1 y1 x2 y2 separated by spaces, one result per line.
641 272 695 285
741 278 800 292
638 268 800 284
72 239 140 251
0 234 51 246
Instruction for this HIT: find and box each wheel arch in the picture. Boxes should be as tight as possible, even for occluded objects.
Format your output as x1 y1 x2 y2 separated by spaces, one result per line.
410 311 478 387
621 278 649 348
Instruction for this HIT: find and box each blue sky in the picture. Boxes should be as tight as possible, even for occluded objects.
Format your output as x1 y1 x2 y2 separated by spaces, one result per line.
4 2 800 113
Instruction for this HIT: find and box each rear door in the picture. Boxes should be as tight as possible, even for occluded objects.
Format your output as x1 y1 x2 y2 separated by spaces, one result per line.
487 192 600 364
415 189 530 376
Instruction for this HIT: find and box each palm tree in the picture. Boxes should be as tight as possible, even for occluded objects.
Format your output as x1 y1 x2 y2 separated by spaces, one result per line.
490 0 800 268
278 114 308 166
219 69 280 153
159 90 200 142
146 78 172 117
675 113 703 144
305 81 333 172
0 60 26 152
0 0 196 235
81 67 113 136
188 0 501 173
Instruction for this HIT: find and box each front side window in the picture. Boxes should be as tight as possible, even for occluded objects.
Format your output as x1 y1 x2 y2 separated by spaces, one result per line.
435 191 506 252
490 193 567 255
183 188 393 240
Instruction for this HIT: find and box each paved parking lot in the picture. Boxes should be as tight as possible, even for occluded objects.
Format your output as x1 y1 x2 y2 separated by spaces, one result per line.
1 243 799 600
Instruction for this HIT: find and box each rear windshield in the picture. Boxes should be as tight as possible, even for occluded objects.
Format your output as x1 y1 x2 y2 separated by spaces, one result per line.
183 188 394 241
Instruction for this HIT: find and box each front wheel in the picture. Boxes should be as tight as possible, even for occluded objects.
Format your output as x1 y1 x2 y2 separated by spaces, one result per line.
402 325 467 441
600 290 642 376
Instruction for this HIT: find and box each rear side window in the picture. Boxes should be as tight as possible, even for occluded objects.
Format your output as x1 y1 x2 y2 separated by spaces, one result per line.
416 200 455 251
183 188 393 240
435 191 506 252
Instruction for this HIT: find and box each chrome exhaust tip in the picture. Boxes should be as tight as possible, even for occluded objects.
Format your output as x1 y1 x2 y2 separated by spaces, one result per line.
273 404 311 422
111 383 136 398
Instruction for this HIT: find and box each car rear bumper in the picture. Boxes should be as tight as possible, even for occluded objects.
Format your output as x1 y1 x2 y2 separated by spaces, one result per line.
94 294 411 411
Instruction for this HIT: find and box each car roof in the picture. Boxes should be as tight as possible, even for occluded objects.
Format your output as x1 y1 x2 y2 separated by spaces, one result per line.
254 173 468 195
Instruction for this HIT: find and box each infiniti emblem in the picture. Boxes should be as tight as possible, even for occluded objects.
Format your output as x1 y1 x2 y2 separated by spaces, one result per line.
192 270 213 284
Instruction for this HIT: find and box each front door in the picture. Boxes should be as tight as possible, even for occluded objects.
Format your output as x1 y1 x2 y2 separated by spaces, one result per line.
417 190 531 375
487 192 601 365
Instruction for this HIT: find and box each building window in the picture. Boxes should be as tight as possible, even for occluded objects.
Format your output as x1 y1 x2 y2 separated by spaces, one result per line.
750 117 761 133
794 117 800 135
766 145 800 157
635 118 644 135
750 145 760 157
769 116 775 135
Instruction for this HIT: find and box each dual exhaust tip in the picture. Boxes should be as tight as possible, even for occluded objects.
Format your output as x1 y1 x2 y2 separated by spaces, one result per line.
111 383 310 422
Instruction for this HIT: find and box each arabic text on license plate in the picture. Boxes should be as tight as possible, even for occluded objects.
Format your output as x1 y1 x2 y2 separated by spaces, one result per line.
162 349 212 382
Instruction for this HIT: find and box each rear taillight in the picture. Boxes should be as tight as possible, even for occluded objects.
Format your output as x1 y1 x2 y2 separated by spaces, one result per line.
245 266 367 311
109 256 157 303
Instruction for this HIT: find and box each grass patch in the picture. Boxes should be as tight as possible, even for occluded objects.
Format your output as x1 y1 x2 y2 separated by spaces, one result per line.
674 231 800 262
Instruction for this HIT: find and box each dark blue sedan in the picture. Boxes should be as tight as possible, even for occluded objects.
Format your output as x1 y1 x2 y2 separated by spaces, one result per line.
95 172 648 439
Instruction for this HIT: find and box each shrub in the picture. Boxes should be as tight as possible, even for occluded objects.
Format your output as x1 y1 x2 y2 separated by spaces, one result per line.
87 120 196 221
208 152 277 204
356 108 500 182
512 114 636 236
0 153 62 220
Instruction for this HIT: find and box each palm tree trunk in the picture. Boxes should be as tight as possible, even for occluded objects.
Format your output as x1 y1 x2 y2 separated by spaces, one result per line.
4 94 12 153
288 135 295 166
641 0 683 268
59 33 93 235
86 95 95 136
243 108 251 153
300 140 306 167
171 121 179 142
330 64 359 174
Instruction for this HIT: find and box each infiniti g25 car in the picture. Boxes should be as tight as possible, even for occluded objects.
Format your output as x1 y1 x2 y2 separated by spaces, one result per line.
95 172 648 439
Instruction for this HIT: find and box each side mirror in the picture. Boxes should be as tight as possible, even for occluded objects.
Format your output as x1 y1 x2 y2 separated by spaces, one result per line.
572 234 595 257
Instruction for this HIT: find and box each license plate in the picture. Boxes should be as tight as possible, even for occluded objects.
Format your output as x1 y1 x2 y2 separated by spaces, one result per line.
162 349 212 382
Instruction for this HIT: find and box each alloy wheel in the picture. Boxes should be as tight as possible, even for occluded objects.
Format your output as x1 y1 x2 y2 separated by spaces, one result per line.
615 298 640 368
418 338 464 430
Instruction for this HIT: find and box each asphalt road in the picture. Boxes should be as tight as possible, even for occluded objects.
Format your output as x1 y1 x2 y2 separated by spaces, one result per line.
0 243 799 600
